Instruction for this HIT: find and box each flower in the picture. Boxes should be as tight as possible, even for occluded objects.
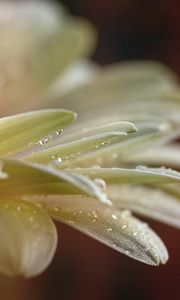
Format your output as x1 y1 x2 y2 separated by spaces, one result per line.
0 1 179 279
0 105 180 278
0 0 95 116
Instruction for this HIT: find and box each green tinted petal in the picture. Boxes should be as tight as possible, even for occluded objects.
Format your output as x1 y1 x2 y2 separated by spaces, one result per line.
57 127 171 168
0 109 76 157
26 121 137 163
0 159 111 205
67 166 180 185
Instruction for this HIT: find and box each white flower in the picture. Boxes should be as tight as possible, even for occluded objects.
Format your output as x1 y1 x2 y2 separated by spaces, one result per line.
0 1 179 279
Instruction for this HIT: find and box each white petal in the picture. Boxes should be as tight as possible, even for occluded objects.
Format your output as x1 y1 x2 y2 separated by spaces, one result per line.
0 198 57 278
108 184 180 228
33 195 168 266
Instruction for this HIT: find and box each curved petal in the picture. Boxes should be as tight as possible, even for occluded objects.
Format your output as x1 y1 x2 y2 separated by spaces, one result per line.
67 166 180 185
26 121 137 163
0 198 57 278
0 109 76 157
0 159 111 205
34 195 168 266
108 185 180 228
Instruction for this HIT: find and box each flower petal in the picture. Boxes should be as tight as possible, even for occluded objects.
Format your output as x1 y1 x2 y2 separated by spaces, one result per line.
0 159 111 205
125 145 180 169
0 109 76 157
0 1 96 115
36 195 168 266
0 198 57 278
57 126 173 168
108 185 180 228
57 60 177 113
26 121 137 163
67 166 180 185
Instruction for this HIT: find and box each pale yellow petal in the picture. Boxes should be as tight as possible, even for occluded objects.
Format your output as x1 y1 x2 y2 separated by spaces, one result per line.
0 198 57 278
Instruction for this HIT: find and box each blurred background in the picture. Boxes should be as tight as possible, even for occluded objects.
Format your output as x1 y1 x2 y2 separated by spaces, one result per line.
0 0 180 299
61 0 180 74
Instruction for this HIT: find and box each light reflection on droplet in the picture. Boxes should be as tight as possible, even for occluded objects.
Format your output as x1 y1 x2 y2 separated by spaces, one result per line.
38 135 52 146
121 224 127 230
56 129 64 136
94 178 107 192
112 214 117 220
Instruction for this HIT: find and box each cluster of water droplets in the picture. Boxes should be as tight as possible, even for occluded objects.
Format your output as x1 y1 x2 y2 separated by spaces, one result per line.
37 128 64 147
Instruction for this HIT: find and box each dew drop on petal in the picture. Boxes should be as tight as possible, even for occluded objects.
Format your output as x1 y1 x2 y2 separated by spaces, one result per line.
121 224 127 230
94 178 107 192
112 214 117 220
106 227 113 232
38 135 52 146
56 129 64 136
57 157 62 163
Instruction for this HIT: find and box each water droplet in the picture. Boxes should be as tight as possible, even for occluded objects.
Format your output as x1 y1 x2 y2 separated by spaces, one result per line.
56 129 64 136
36 202 45 209
16 206 21 211
133 232 137 236
145 246 150 252
92 211 98 218
68 220 75 224
94 178 107 192
121 224 127 230
57 157 62 163
54 207 59 212
112 214 117 220
38 135 52 146
106 227 113 232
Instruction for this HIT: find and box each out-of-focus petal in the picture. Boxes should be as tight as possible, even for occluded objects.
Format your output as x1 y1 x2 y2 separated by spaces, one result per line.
0 1 96 115
0 198 57 278
57 60 178 113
